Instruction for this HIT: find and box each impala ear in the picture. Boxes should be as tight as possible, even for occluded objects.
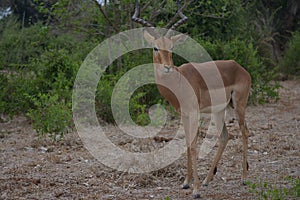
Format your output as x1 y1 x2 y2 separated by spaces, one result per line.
143 30 156 45
171 33 188 45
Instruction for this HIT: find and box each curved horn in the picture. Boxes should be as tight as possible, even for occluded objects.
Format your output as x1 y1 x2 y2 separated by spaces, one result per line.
131 0 154 27
165 0 188 38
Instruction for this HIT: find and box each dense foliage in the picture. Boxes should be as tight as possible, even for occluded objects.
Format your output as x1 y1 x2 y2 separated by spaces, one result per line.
280 32 300 76
0 0 299 139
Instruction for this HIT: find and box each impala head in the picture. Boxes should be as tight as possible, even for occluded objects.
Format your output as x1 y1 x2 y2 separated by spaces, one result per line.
132 0 188 74
143 30 187 73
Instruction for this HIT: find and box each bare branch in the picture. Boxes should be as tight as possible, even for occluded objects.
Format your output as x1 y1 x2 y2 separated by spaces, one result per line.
92 0 119 33
140 0 155 13
149 0 166 22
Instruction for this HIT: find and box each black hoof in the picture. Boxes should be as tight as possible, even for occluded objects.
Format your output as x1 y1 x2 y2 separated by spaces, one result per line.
182 184 190 189
193 193 200 199
213 167 217 175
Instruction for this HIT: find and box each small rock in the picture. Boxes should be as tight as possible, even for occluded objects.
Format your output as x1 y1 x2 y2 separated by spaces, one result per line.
47 146 55 152
54 191 64 198
249 150 258 154
34 164 41 170
40 146 48 153
49 182 56 186
33 178 41 185
83 182 89 187
260 124 272 130
268 160 279 164
25 147 34 151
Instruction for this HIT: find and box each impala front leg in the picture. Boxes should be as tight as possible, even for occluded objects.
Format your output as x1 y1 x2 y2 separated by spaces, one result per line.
182 114 200 198
182 146 192 189
191 134 200 198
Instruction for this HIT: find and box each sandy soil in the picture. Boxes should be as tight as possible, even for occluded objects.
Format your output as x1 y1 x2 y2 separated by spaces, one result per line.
0 80 299 200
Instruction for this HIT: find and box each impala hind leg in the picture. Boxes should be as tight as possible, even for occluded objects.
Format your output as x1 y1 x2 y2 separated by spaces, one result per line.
202 111 229 186
236 107 249 185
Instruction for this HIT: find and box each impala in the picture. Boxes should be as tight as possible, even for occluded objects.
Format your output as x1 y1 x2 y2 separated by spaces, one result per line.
132 0 251 198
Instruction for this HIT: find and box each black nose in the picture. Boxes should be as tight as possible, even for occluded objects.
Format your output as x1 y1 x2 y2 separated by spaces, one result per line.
164 65 171 73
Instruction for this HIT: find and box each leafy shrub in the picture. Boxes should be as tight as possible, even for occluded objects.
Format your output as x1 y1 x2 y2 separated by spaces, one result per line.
25 47 82 139
0 15 96 139
96 74 118 123
32 48 79 99
0 73 38 115
0 16 47 69
280 32 300 77
129 88 151 126
27 93 72 141
96 71 161 125
95 51 164 125
0 74 9 113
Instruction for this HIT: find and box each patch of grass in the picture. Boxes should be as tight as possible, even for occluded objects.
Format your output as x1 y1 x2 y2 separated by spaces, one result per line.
246 177 300 200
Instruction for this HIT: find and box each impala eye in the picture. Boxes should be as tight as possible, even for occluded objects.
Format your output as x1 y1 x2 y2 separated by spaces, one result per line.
153 47 159 52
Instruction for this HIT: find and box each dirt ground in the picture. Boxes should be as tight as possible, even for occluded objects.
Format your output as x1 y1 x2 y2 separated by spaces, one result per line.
1 80 299 200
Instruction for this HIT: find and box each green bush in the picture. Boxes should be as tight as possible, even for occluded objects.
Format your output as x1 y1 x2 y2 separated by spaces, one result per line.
129 88 151 126
0 17 47 69
0 73 38 115
25 47 81 139
27 93 72 141
95 51 164 125
0 15 97 139
280 32 300 77
32 48 79 99
96 71 161 125
0 47 81 116
0 74 9 113
96 74 118 123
